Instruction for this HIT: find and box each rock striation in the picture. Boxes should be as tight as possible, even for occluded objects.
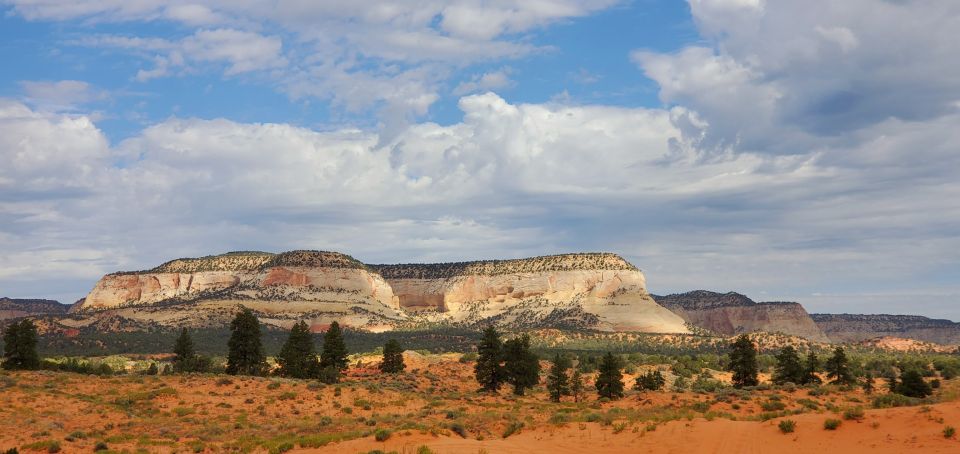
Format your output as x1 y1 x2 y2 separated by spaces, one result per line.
653 290 829 342
811 314 960 345
371 253 688 333
73 251 687 334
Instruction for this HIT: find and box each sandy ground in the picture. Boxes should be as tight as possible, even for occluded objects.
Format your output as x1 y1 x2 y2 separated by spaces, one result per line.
1 353 958 453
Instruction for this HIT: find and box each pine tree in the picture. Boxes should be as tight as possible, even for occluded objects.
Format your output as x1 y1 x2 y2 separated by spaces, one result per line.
317 321 348 383
146 362 159 376
503 334 540 396
172 328 198 373
801 352 822 385
825 347 854 385
896 369 932 398
727 334 759 388
772 346 804 385
474 326 505 392
595 352 624 400
2 320 39 370
379 339 405 374
225 308 266 376
862 372 875 394
570 368 585 402
546 354 570 402
277 320 319 379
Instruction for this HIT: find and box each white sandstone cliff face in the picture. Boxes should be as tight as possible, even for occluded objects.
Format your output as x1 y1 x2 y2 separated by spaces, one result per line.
385 269 688 333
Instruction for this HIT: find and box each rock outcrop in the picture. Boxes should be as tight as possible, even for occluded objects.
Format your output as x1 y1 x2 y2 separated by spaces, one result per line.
0 298 68 321
811 314 960 345
653 290 829 342
75 251 405 332
73 251 687 334
372 253 689 333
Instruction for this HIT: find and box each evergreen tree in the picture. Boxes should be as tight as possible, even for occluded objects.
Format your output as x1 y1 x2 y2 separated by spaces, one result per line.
801 352 822 385
225 308 266 376
634 369 666 391
474 326 505 392
319 321 348 381
503 334 540 396
772 346 804 385
546 354 571 402
570 368 585 403
862 372 875 395
146 362 159 376
172 328 198 373
379 339 405 374
727 335 759 388
825 347 854 385
896 369 933 398
277 320 319 379
595 352 624 400
2 320 39 370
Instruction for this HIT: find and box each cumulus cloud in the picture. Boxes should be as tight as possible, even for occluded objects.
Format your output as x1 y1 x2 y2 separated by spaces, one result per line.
19 80 107 112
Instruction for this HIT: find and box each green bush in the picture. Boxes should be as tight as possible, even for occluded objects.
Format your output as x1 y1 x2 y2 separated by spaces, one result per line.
449 422 467 438
374 429 391 442
761 401 786 412
944 426 956 439
872 393 919 409
778 420 796 434
824 419 841 430
93 441 109 451
502 421 524 439
842 407 865 421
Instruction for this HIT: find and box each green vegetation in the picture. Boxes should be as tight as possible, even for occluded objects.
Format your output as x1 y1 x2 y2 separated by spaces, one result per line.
371 252 636 279
225 308 267 376
825 347 855 385
896 369 933 398
595 352 624 400
823 418 842 430
379 339 405 374
277 321 319 379
2 319 40 370
172 328 209 373
319 321 348 383
546 354 571 402
772 346 803 385
503 334 540 396
475 326 505 392
634 369 666 392
728 335 758 388
778 420 796 434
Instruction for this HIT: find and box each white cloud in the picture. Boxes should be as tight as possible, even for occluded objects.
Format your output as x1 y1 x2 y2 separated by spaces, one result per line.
453 68 514 95
19 80 107 112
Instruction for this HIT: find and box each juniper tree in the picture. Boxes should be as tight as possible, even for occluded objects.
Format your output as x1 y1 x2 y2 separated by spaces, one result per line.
474 326 505 392
862 372 876 395
595 352 624 400
634 369 666 391
825 347 854 385
772 346 804 385
503 334 540 396
546 354 571 402
379 339 405 374
172 328 198 373
897 369 932 398
801 351 822 385
727 334 759 388
277 320 319 379
570 368 585 402
2 319 39 370
225 308 266 376
319 321 348 383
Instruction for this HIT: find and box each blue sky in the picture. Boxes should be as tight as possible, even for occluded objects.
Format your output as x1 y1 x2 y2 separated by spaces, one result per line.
1 0 959 320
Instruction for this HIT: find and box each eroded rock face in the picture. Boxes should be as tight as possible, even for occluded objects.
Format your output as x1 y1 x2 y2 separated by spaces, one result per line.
653 291 829 342
373 254 689 333
812 314 960 345
74 251 687 334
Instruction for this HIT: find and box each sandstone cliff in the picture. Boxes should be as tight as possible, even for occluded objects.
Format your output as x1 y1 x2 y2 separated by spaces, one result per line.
652 290 829 342
371 253 689 333
0 298 68 321
75 251 405 332
812 314 960 345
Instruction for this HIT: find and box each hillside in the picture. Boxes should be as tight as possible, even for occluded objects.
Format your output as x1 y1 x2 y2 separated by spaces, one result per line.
812 313 960 345
0 297 68 321
652 290 829 342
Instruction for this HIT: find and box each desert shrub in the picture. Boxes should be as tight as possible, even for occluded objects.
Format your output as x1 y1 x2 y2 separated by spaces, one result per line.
20 440 60 453
872 393 920 409
823 419 841 430
690 401 712 413
449 422 467 438
458 352 478 363
374 429 391 442
944 426 956 439
416 447 434 454
266 382 281 390
761 401 786 412
93 442 108 451
216 378 233 386
842 407 865 421
502 421 524 439
278 392 297 401
778 420 796 434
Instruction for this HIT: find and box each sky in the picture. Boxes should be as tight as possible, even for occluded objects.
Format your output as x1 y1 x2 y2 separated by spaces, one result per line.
1 0 958 320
